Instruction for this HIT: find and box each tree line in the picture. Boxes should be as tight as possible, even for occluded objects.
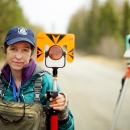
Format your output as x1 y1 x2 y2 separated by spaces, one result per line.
0 0 129 59
67 0 130 58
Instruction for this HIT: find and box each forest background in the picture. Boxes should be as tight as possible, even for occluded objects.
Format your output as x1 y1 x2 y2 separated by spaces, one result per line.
0 0 130 60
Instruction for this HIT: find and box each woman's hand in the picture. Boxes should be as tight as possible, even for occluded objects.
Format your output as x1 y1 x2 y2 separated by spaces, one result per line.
49 93 66 110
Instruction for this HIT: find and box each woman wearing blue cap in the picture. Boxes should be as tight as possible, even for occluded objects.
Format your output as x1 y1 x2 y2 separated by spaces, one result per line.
0 26 74 130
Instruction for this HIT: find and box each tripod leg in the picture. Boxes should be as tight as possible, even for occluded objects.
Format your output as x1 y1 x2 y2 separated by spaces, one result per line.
115 76 125 106
110 78 129 130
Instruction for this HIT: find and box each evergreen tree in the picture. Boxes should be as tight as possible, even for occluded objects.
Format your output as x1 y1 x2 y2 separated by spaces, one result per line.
67 7 86 50
121 0 130 38
98 0 119 37
83 0 100 52
0 0 26 45
0 0 44 60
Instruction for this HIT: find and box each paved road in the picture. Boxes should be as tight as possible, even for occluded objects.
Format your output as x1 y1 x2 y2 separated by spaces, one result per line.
37 54 130 130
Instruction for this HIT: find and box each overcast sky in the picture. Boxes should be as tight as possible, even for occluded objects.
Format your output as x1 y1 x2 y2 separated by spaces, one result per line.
18 0 106 33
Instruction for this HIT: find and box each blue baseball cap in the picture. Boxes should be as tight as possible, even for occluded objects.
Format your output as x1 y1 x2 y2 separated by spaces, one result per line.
4 26 35 47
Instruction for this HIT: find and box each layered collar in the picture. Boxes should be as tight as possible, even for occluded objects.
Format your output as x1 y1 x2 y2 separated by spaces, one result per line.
1 58 36 85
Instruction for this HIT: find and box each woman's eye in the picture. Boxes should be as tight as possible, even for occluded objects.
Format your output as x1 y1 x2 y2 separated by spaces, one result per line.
10 48 16 51
23 49 29 52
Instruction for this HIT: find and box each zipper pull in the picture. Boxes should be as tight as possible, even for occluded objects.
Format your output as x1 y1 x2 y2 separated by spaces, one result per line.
16 92 18 102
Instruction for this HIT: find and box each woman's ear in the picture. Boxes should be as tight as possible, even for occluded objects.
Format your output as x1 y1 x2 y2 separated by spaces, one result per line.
1 46 6 55
1 46 4 52
1 46 4 50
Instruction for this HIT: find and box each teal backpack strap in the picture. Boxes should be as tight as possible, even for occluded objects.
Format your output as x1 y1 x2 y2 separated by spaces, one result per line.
34 76 42 102
0 75 4 98
34 71 49 102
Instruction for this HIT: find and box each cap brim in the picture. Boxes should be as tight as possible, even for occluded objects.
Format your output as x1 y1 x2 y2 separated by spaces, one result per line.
6 37 35 47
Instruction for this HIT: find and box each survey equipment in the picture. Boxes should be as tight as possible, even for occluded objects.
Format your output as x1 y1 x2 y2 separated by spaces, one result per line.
110 34 130 130
36 33 75 130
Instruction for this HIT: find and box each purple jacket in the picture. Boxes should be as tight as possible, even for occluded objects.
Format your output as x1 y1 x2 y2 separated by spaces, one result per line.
1 58 36 85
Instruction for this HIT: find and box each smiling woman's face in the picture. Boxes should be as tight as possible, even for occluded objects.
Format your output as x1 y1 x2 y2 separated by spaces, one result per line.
4 41 32 71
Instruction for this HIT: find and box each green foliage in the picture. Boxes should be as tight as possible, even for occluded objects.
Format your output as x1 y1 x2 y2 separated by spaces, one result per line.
0 0 44 60
121 0 130 39
83 0 100 52
67 7 87 50
98 0 119 37
67 0 130 58
0 0 26 39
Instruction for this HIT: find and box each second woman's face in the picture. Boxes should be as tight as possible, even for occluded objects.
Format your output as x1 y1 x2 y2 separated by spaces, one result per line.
5 41 32 71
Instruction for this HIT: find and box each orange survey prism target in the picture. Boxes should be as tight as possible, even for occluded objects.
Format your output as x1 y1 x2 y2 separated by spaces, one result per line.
48 45 63 60
36 33 75 63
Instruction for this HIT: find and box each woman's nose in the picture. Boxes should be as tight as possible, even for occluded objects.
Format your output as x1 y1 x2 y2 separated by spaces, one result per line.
15 51 23 59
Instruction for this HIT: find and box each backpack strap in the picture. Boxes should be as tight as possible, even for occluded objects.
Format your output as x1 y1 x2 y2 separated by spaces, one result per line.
34 71 48 102
34 76 42 102
0 71 49 102
0 76 4 98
